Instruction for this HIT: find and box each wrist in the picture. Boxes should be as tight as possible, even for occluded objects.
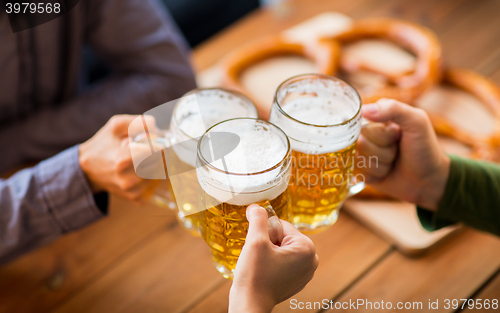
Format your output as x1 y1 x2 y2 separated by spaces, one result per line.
78 142 102 193
417 154 451 211
229 286 276 313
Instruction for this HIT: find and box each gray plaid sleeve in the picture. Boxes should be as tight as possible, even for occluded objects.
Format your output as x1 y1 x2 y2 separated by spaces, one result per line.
0 145 105 264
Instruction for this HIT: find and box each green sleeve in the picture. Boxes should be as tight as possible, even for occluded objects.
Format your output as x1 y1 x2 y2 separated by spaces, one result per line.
417 155 500 237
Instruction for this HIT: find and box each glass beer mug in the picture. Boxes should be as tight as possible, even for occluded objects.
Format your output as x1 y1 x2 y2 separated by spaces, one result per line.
269 74 365 232
196 118 291 279
133 89 258 236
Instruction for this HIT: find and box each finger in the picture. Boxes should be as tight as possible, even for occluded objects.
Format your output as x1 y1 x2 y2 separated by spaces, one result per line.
355 160 392 182
125 114 159 138
109 115 140 136
280 220 303 237
362 99 428 132
246 204 271 243
122 180 156 204
267 216 283 245
361 122 401 147
357 135 397 164
279 220 313 248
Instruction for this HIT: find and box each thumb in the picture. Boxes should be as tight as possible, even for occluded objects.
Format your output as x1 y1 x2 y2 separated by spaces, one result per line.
362 98 428 132
246 204 270 243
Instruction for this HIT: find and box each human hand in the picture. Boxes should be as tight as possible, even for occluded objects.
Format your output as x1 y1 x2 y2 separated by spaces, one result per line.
229 204 319 313
78 115 159 204
357 98 450 210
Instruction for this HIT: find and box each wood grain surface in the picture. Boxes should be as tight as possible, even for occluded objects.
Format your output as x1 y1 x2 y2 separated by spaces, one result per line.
1 1 500 313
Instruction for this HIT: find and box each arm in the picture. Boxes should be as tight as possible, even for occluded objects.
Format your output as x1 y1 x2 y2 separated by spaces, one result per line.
0 114 161 265
0 0 196 170
417 156 500 237
358 99 500 237
0 146 106 265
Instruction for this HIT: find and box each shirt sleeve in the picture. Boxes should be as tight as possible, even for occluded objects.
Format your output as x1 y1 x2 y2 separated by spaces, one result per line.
417 155 500 237
0 0 196 171
0 145 106 265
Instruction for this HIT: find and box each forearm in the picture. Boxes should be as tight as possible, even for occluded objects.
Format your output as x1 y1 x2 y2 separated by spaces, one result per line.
228 289 275 313
0 146 106 265
417 155 500 236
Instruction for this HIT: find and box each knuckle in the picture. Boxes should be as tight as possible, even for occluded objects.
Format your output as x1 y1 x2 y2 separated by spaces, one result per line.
115 157 133 172
411 107 429 122
313 254 319 269
108 115 121 127
382 98 400 110
249 236 269 248
143 115 157 127
118 178 137 192
300 240 317 259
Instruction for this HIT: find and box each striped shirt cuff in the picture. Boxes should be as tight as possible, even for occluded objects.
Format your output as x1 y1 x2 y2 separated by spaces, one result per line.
35 145 105 233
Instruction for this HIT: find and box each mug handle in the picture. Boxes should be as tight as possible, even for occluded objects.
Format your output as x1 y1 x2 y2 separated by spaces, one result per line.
132 128 177 209
346 117 373 198
261 200 284 246
132 129 174 149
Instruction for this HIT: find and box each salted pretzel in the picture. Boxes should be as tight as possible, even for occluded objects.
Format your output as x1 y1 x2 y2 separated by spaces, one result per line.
220 35 339 119
330 17 443 104
424 68 500 162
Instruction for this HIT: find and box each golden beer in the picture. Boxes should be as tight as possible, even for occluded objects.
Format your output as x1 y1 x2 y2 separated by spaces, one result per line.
165 149 202 232
289 142 357 229
144 89 259 236
199 189 289 276
270 74 363 232
197 118 292 279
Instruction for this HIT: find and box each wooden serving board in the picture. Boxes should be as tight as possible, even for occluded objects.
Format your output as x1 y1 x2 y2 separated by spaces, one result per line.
194 12 498 256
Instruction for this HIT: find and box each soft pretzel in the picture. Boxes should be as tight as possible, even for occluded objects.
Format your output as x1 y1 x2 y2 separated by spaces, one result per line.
220 35 339 119
424 68 500 162
331 17 443 104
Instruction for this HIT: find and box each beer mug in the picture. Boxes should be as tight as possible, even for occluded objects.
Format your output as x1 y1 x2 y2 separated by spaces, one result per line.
133 89 258 236
196 118 292 279
269 74 365 232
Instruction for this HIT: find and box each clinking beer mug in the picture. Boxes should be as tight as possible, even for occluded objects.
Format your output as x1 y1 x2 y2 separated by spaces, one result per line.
130 89 258 236
196 118 292 279
269 74 365 233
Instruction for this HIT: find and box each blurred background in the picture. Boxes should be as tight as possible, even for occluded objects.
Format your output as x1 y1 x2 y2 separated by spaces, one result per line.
3 0 500 313
83 0 261 83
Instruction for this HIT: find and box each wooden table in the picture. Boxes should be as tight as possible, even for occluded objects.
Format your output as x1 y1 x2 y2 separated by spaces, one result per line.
2 0 500 312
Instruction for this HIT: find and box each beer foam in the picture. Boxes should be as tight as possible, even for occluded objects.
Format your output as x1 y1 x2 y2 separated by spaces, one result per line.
281 97 355 126
198 121 290 205
175 91 258 138
270 77 361 154
171 90 258 167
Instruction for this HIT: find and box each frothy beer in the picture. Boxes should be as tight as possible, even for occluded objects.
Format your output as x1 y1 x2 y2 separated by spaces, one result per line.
270 75 362 232
165 89 258 236
197 119 291 279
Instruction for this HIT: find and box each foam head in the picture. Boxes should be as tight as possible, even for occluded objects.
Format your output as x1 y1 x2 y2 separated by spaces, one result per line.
171 89 258 167
270 75 362 154
197 118 291 205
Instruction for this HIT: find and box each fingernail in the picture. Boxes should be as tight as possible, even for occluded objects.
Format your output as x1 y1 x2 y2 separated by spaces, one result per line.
247 204 263 215
362 104 379 115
